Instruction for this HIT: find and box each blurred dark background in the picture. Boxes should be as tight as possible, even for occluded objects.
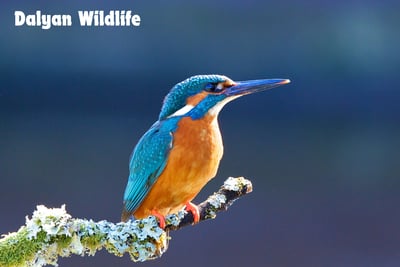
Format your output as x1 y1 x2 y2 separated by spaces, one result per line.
1 1 399 266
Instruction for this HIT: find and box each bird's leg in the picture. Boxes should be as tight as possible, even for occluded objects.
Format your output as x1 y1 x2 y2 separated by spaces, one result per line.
151 210 166 229
185 201 200 224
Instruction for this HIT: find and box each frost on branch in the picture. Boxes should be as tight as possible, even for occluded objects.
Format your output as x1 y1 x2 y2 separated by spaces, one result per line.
0 177 252 267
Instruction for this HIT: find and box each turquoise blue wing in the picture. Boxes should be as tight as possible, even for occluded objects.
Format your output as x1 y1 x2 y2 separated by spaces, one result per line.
123 121 174 215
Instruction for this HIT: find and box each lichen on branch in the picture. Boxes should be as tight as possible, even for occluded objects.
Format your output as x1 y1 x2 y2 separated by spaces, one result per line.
0 177 252 267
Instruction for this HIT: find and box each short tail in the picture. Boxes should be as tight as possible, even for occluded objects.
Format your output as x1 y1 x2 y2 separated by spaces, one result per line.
121 207 132 222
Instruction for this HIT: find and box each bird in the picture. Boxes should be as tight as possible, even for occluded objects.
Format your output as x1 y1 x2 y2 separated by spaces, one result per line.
121 74 290 228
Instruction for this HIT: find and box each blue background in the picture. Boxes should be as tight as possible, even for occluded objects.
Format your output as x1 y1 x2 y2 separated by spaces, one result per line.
1 1 399 266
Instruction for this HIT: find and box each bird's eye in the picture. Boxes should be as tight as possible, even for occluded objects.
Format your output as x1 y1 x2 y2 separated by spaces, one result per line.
204 82 223 93
204 83 217 92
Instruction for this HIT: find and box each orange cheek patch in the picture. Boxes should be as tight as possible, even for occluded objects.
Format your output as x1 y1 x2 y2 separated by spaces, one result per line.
186 91 208 106
222 79 236 88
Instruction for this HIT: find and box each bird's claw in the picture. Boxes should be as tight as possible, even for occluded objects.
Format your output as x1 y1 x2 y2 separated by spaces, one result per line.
151 210 166 229
185 202 200 224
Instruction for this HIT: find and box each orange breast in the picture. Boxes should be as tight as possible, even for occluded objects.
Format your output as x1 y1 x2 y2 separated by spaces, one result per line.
133 114 223 218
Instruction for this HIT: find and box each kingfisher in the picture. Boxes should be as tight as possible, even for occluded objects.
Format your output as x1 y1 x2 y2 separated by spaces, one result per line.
121 74 290 228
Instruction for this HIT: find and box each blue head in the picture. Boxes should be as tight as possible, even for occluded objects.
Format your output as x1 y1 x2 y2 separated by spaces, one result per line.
158 74 290 120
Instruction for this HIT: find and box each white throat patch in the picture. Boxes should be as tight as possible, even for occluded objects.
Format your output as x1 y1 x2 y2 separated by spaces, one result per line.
167 104 194 118
167 95 241 119
207 96 241 117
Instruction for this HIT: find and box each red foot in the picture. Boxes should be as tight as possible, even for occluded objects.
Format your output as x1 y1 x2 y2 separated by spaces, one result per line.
185 202 200 224
151 210 166 229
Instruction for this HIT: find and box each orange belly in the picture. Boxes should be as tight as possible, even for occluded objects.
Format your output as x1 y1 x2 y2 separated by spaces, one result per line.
134 114 223 218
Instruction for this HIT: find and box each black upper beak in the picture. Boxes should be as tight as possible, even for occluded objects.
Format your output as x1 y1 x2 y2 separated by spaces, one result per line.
225 78 290 97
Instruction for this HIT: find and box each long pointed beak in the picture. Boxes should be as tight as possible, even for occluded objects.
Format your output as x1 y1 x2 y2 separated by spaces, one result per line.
225 78 290 97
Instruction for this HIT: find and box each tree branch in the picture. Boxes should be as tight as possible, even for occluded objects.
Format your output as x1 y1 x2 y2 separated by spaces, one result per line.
0 177 252 266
